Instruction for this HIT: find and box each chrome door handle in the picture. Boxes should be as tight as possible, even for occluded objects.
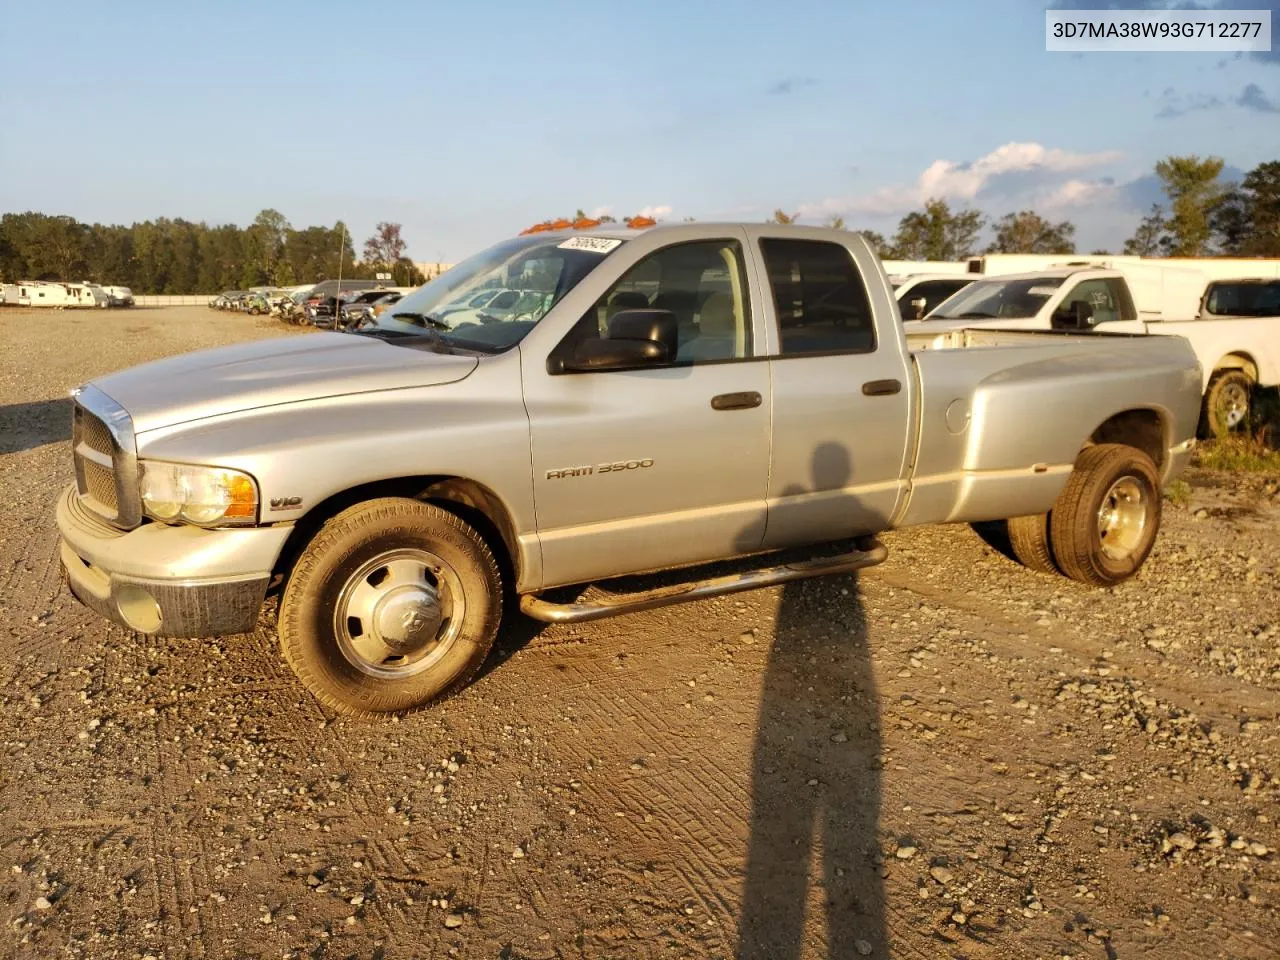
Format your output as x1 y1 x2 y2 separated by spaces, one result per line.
710 391 763 411
861 379 902 397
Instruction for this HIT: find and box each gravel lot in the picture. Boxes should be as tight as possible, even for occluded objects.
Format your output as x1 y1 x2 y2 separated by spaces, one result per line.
1 306 1277 959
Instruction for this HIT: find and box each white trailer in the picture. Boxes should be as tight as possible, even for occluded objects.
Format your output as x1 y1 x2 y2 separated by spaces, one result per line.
11 281 107 308
882 259 970 278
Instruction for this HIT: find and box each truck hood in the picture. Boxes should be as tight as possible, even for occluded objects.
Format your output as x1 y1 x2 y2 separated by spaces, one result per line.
90 332 479 434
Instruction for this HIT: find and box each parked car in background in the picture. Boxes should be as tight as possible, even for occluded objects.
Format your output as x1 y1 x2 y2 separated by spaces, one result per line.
102 285 135 307
1200 278 1280 318
278 288 313 324
910 264 1280 437
340 290 404 329
443 288 550 326
242 293 272 315
438 287 509 318
890 273 978 321
370 292 403 319
55 223 1201 715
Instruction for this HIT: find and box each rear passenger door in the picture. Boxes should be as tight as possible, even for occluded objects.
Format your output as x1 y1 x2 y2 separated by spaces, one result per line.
750 230 913 549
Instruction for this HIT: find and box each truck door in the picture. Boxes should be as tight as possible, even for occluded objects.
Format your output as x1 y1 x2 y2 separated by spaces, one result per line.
524 233 771 588
750 230 913 549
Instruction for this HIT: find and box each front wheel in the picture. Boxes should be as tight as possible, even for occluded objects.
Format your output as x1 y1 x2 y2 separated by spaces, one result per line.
1049 444 1161 586
1201 370 1253 438
279 498 502 717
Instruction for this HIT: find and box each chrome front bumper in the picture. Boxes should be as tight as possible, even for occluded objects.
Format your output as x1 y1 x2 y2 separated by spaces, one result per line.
56 485 291 637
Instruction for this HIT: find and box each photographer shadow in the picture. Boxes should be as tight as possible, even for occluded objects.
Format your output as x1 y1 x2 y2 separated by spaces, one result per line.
738 441 885 959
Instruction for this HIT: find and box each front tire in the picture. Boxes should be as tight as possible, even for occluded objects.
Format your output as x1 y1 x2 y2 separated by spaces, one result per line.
1049 444 1161 586
279 498 502 717
1201 370 1253 438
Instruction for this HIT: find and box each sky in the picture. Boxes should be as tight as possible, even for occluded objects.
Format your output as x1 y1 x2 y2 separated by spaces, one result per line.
1 0 1278 260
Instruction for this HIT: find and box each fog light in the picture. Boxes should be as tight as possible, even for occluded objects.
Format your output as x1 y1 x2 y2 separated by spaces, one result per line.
117 585 162 633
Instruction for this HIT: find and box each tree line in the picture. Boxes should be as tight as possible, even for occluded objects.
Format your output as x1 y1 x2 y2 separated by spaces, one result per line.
3 157 1275 293
775 156 1278 262
0 210 426 293
1121 158 1280 257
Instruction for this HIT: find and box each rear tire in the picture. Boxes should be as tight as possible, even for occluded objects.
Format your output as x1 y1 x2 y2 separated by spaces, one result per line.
1049 444 1160 587
279 498 502 717
1007 514 1058 575
1201 370 1253 438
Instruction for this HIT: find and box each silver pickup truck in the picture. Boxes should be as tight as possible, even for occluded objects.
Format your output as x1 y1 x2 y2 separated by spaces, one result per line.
57 224 1202 715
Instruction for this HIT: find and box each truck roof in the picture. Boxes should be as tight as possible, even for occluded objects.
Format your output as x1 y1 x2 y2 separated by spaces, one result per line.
519 222 846 242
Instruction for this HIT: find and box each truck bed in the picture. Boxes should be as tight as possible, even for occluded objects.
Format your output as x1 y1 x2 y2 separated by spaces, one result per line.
904 326 1155 352
894 326 1202 529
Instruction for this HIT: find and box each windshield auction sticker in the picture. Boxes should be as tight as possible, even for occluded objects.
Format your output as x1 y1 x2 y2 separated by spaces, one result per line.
558 237 623 253
1046 9 1271 52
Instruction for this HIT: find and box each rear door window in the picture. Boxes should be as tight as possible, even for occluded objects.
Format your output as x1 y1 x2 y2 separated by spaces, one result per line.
759 238 876 355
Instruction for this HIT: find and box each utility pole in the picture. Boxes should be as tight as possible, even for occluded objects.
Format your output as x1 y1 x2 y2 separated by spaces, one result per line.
335 223 347 290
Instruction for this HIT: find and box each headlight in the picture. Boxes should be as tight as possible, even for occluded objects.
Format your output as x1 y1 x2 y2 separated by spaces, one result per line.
138 461 259 526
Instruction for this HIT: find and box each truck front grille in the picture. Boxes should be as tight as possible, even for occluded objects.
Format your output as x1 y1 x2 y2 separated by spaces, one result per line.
82 458 119 512
71 387 140 529
81 413 114 456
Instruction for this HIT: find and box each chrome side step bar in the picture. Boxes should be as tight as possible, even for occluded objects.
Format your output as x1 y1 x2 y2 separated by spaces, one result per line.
519 539 888 624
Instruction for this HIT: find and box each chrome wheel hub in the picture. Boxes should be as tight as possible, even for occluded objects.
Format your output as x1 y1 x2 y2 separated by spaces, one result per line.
334 548 464 679
1097 476 1147 561
1220 382 1249 428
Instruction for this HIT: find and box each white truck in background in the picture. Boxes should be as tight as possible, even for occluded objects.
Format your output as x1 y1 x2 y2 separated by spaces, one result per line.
965 254 1280 281
908 262 1280 437
889 273 979 321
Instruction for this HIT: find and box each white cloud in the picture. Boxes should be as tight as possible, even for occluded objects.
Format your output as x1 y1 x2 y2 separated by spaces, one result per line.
636 204 673 220
588 205 613 219
798 142 1124 220
1039 178 1118 209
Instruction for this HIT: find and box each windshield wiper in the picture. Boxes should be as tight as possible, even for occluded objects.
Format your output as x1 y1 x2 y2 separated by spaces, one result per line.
392 311 451 331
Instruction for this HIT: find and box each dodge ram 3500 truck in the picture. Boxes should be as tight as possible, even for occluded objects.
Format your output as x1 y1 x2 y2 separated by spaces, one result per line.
57 224 1202 716
909 264 1280 437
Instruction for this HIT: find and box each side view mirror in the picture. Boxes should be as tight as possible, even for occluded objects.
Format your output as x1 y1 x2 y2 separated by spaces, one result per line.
560 309 679 372
910 297 928 320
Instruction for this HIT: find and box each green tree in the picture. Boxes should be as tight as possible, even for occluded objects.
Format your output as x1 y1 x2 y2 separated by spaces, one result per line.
856 229 890 257
246 208 291 285
1122 204 1169 256
986 210 1075 254
824 215 846 230
392 258 426 287
362 222 407 268
1154 155 1227 256
891 198 986 260
1212 160 1280 256
16 213 88 279
770 209 800 224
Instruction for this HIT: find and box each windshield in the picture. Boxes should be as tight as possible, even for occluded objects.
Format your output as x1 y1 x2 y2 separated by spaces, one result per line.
363 235 620 352
928 276 1065 320
1203 281 1280 317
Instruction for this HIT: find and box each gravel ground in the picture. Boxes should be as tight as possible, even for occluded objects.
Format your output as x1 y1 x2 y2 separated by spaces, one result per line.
1 306 1277 959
